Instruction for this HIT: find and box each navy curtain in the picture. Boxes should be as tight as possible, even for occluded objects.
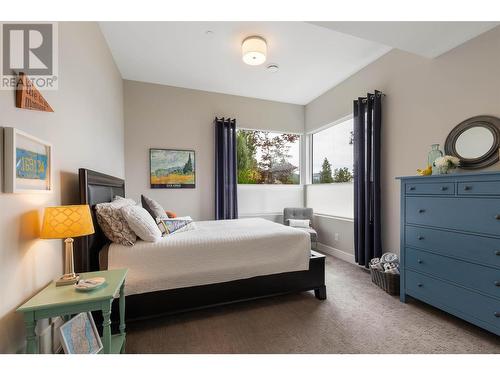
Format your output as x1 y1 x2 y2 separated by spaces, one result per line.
353 91 382 267
215 117 238 220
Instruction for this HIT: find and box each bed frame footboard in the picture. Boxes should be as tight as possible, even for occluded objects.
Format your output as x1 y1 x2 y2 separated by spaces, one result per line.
112 250 326 322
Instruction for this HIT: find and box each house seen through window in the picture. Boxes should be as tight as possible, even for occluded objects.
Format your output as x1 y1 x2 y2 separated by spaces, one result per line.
237 129 300 184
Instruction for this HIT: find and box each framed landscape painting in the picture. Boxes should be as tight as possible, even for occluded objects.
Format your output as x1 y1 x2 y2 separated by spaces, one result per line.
150 149 195 188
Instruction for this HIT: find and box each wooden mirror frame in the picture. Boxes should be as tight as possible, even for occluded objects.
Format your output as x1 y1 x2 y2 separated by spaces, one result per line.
445 115 500 169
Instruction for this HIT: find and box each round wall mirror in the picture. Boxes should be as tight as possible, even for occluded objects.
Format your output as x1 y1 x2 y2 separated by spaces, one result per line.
445 116 500 169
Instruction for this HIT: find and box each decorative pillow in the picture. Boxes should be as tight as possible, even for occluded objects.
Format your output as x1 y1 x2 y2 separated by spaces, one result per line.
141 194 166 220
288 219 310 228
165 210 177 218
114 196 137 206
95 199 137 246
157 216 193 235
121 205 162 242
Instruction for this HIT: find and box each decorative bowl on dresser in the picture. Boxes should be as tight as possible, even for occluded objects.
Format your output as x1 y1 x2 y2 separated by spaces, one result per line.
397 171 500 336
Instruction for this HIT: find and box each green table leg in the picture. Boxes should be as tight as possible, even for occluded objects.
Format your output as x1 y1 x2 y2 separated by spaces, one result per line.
102 300 112 354
119 281 126 353
24 312 37 354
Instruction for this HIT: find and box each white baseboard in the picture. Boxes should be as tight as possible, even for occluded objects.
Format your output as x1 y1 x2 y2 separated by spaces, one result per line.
317 242 355 264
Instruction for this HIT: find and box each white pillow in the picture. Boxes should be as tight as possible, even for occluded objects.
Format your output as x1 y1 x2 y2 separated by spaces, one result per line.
114 196 136 206
121 205 162 242
288 219 310 228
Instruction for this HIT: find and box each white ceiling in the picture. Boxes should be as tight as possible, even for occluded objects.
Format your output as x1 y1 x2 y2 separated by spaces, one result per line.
100 21 498 105
311 22 499 58
99 22 391 105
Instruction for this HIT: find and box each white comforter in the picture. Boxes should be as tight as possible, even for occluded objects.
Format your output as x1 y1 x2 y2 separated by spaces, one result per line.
108 218 311 296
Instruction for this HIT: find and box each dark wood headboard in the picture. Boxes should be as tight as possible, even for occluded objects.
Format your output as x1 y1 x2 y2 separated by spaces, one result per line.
75 168 125 273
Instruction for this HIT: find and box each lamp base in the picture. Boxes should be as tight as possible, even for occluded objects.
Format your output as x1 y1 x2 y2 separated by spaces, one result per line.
55 273 80 287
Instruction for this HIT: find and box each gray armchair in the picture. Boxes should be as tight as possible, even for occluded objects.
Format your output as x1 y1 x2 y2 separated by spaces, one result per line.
283 207 318 250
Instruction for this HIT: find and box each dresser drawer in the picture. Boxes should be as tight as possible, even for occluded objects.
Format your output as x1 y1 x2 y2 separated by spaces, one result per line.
405 182 455 195
405 226 500 268
406 270 500 332
458 181 500 196
406 248 500 298
406 196 500 236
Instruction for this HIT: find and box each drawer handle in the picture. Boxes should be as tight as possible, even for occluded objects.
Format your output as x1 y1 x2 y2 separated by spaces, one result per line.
495 312 500 318
496 251 500 256
464 185 472 191
495 281 500 287
496 215 500 220
418 209 426 213
418 236 424 240
441 186 448 191
409 186 416 191
417 259 423 264
417 283 423 287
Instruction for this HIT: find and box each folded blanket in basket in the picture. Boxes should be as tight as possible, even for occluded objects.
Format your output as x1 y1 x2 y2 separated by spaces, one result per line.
369 257 384 271
383 262 400 275
380 252 399 265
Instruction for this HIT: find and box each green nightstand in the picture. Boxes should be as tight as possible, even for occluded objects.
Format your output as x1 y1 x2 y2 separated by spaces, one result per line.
17 269 128 354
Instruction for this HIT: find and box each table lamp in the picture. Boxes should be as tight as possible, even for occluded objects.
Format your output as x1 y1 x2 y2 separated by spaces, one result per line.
41 205 95 286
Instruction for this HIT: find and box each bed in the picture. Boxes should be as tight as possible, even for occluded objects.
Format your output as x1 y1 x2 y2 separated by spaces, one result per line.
76 168 326 322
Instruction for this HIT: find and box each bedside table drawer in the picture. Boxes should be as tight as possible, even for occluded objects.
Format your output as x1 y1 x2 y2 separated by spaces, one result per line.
406 270 500 332
406 247 500 298
405 226 500 268
406 182 455 195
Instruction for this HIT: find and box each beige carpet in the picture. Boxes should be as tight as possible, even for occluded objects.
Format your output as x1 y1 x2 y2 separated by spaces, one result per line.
125 255 500 353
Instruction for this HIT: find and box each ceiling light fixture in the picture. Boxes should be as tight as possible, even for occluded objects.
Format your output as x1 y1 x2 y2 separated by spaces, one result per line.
242 36 267 66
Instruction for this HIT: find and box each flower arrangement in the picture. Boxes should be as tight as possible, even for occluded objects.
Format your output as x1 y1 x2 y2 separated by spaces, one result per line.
433 155 460 174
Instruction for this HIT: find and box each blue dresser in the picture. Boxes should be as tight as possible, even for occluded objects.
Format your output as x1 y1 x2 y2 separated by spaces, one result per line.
398 172 500 335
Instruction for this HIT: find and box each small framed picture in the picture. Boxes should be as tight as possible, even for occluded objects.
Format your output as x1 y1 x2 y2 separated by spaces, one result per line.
59 312 103 354
3 127 52 193
150 148 195 189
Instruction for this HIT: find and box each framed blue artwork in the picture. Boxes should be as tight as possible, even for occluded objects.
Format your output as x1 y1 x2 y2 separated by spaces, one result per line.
3 127 52 193
59 312 103 354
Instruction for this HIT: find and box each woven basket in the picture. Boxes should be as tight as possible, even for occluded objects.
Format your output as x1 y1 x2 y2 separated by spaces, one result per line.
370 267 400 295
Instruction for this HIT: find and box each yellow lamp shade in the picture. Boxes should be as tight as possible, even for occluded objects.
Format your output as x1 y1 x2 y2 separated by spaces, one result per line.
40 205 95 239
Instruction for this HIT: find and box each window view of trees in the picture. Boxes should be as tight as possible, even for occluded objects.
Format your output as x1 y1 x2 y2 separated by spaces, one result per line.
312 118 354 184
237 129 300 184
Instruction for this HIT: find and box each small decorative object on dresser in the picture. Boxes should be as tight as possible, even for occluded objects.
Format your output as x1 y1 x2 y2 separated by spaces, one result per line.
398 171 500 336
433 155 460 175
427 143 443 175
59 312 102 354
40 205 95 286
3 127 52 193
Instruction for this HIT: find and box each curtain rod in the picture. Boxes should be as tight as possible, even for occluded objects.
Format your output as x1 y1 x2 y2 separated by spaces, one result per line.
359 92 385 103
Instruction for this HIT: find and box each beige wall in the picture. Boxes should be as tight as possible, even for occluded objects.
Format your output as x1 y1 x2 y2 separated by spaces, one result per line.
306 26 500 255
124 80 304 221
0 22 124 353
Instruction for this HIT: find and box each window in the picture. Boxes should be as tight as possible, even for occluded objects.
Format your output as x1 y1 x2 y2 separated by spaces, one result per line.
237 129 300 184
312 117 353 184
